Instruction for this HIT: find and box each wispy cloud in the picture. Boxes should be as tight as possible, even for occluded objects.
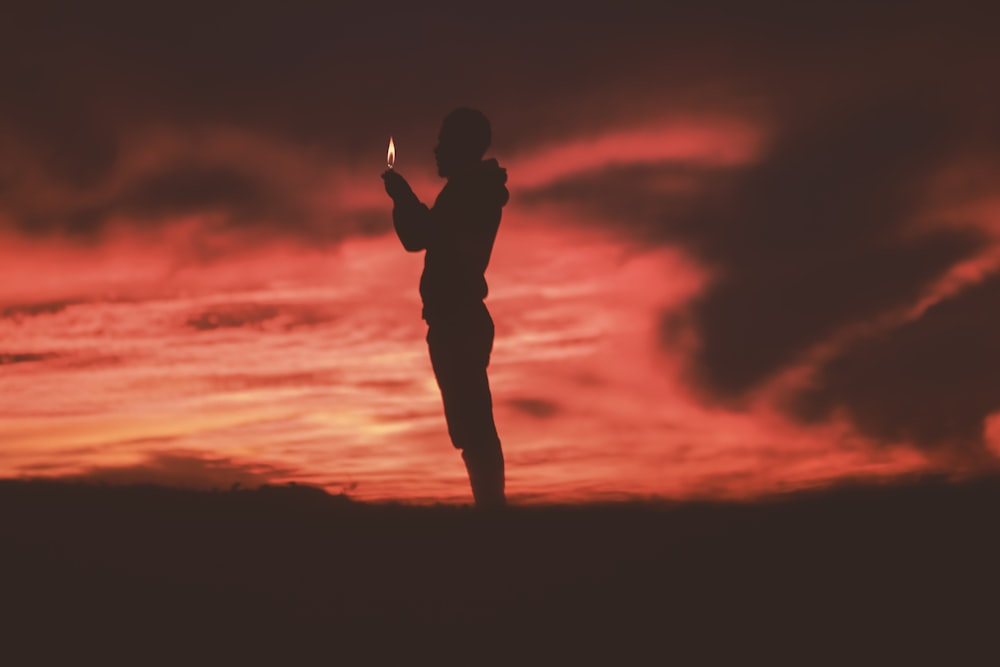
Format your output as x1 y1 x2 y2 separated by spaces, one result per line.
60 451 305 490
0 352 56 365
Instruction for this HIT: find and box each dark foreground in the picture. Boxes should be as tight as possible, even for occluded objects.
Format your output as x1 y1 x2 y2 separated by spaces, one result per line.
3 477 998 664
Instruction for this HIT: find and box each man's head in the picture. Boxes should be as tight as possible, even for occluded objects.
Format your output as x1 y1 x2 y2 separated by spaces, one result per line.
435 108 491 178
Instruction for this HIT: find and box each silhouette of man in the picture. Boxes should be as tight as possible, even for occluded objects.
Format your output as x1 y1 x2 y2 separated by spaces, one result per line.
382 108 509 508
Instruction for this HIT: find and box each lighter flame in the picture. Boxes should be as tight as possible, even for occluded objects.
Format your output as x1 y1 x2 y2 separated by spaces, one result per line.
387 136 395 169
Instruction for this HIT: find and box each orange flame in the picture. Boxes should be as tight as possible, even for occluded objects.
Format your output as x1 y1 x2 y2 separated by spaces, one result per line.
387 136 395 169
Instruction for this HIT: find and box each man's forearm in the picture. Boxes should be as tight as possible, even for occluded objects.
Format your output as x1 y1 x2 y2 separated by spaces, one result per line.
393 197 430 252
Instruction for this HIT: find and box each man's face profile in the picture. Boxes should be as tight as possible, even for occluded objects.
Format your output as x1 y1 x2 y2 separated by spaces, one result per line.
434 125 487 178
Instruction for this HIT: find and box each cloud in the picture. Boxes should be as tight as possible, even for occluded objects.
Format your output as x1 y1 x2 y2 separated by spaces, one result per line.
184 302 336 332
508 398 560 419
513 31 999 453
207 371 339 391
2 126 380 245
13 2 978 244
788 273 1000 454
186 303 283 331
0 352 55 365
64 451 303 490
1 2 991 249
512 121 761 192
530 96 990 384
0 300 76 320
119 164 281 224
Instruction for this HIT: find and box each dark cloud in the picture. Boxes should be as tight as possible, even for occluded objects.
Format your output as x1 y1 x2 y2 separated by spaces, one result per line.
678 226 979 396
661 94 995 450
340 209 394 238
186 304 282 331
16 461 68 472
11 156 330 241
515 12 998 452
185 303 336 332
518 163 728 239
532 96 990 396
7 153 391 244
508 397 560 419
0 352 55 365
0 350 123 371
789 273 1000 453
4 1 991 240
1 300 76 320
42 129 120 190
356 378 415 391
65 451 301 490
670 94 986 393
53 353 124 371
120 164 278 222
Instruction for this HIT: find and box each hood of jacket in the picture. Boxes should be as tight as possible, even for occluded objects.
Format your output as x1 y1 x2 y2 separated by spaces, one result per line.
449 158 509 208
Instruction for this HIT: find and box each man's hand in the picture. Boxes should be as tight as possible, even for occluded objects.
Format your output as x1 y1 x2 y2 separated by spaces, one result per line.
382 170 414 202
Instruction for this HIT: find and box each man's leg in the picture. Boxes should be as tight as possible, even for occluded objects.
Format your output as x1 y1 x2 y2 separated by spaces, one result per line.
462 442 505 509
455 368 504 509
427 311 505 508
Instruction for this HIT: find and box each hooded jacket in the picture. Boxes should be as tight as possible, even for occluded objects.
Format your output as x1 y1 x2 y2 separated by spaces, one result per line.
392 159 509 322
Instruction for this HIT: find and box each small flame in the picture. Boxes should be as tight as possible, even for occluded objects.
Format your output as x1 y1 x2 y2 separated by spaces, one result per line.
387 136 395 169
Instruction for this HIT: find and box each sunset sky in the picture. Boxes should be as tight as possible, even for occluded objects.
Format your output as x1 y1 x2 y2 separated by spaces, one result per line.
2 2 998 503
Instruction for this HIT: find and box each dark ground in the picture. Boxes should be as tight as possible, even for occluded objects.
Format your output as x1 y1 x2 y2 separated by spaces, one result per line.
2 476 998 664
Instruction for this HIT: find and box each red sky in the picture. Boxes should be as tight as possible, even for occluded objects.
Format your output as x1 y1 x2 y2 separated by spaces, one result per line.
1 2 999 503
